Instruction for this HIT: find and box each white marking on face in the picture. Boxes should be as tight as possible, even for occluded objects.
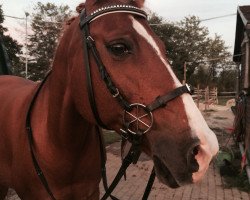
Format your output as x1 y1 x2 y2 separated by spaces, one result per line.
130 16 181 87
182 94 219 182
130 16 219 182
131 15 218 147
181 94 219 154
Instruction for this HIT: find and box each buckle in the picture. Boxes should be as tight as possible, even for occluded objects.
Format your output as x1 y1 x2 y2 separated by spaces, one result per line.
185 84 194 95
120 129 129 140
112 88 120 98
87 36 94 42
86 36 95 48
185 84 191 93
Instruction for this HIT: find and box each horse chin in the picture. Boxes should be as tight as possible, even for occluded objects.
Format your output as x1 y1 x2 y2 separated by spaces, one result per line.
153 156 180 188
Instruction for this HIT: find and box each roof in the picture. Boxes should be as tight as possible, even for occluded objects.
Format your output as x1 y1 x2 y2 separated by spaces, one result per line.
233 5 250 62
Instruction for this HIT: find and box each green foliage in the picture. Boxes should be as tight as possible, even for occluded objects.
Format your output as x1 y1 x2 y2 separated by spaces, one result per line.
220 146 250 192
149 14 233 90
0 5 6 33
216 147 234 166
173 16 211 80
224 171 250 192
102 130 121 145
0 4 22 74
206 35 231 79
28 2 71 81
218 68 237 92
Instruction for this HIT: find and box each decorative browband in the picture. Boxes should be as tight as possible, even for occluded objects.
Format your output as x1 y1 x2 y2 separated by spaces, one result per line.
80 4 148 28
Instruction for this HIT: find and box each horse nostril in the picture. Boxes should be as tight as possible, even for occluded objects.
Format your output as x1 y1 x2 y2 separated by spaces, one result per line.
187 144 200 173
193 145 199 156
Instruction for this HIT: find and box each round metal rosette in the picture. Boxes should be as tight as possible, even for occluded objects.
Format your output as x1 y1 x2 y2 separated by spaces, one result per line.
123 103 153 135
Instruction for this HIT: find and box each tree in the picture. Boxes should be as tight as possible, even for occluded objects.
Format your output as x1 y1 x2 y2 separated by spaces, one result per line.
189 65 210 88
28 2 71 81
217 67 237 92
206 34 232 80
0 4 22 75
171 16 212 81
149 15 210 80
149 14 232 87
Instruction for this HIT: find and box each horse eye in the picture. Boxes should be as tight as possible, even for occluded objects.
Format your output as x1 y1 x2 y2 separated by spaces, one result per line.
107 43 131 57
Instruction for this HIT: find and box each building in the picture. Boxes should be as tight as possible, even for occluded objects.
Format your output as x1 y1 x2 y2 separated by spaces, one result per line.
233 5 250 161
234 5 250 90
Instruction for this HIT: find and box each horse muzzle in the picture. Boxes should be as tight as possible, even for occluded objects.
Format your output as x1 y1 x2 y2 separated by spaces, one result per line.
151 134 218 188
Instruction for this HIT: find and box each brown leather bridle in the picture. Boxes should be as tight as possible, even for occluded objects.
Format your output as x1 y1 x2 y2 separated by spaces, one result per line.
25 4 192 200
79 5 191 137
79 4 191 200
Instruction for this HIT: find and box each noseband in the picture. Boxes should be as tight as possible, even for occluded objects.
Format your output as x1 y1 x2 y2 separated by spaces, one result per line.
79 5 191 137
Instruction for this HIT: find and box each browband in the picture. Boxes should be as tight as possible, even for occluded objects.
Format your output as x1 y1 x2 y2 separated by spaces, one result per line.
80 4 147 28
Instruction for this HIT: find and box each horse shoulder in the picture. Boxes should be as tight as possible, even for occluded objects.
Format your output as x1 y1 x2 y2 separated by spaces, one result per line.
0 76 37 186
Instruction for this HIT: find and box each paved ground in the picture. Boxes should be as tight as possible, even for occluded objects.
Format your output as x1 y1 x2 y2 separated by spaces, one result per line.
5 151 250 200
5 104 250 199
99 152 250 200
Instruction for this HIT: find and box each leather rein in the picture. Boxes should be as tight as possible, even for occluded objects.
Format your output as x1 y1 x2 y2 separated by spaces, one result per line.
25 4 191 200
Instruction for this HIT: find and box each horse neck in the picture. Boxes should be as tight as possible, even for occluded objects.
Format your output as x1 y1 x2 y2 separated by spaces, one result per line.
33 34 97 153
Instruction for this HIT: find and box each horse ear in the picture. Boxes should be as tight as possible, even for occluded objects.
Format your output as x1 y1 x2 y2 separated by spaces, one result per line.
76 3 85 14
130 0 145 8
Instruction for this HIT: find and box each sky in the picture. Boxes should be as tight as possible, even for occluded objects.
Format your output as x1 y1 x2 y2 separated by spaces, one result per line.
1 0 250 53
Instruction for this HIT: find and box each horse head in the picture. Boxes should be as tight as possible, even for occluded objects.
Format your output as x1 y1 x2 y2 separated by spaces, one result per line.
62 0 219 188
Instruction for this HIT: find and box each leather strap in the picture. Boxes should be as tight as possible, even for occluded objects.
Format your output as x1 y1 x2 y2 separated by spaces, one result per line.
96 127 119 200
147 84 191 112
86 35 131 111
142 168 156 200
81 11 109 129
81 10 132 129
26 71 56 200
100 133 155 200
101 135 142 200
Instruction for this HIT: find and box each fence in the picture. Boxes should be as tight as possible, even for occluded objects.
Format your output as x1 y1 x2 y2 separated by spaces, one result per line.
192 85 218 110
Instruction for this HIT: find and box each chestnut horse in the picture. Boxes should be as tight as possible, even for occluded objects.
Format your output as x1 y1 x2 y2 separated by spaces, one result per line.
0 0 218 199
